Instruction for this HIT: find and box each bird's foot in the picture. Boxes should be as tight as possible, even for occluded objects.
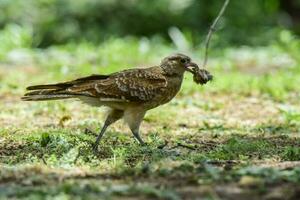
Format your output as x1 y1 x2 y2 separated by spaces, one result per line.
92 143 99 154
137 140 148 147
142 143 149 148
133 134 146 146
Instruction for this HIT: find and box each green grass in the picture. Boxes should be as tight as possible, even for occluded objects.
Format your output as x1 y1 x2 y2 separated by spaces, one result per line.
1 35 300 199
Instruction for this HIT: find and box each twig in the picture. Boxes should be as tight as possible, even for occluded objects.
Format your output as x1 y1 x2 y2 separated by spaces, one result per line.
205 160 240 165
202 0 230 68
176 142 196 150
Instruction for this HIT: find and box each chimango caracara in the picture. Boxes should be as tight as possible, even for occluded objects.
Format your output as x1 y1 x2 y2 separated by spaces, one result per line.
22 54 213 150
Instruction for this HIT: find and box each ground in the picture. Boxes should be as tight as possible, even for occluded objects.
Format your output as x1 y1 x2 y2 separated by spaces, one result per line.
0 37 300 199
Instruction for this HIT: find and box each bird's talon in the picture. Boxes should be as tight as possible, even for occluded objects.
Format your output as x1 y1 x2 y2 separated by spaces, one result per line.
141 142 147 146
92 144 99 154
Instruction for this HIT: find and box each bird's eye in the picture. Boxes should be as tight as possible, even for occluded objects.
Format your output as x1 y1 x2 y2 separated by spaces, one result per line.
180 59 187 64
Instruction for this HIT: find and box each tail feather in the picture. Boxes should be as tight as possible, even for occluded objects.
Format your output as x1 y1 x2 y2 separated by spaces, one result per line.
22 74 110 101
26 84 69 90
21 94 73 101
26 75 109 91
22 89 75 101
23 80 76 101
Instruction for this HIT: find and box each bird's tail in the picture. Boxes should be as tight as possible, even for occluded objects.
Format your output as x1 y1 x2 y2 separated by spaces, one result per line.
21 84 75 101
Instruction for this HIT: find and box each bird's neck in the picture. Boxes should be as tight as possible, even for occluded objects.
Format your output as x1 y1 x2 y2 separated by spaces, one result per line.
160 64 185 77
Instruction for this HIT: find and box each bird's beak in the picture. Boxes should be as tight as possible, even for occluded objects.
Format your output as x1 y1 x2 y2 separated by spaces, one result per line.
185 62 199 73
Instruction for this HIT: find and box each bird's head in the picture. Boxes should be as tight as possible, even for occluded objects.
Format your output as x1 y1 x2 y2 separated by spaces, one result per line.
160 53 213 84
160 53 197 75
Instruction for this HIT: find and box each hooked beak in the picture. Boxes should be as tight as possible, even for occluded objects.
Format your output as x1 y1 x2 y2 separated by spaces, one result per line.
185 62 199 73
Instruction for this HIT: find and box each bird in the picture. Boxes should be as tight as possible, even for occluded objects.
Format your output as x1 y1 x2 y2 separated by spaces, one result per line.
22 53 213 151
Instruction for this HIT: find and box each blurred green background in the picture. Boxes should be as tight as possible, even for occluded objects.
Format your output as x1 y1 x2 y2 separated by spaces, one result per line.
0 0 299 48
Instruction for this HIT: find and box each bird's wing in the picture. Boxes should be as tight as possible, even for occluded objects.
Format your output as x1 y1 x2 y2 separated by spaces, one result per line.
67 67 168 102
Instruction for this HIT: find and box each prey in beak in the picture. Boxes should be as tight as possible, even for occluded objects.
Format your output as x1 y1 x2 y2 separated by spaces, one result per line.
185 62 213 85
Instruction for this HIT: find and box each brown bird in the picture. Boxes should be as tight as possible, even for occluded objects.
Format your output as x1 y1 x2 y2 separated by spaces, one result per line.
22 53 212 150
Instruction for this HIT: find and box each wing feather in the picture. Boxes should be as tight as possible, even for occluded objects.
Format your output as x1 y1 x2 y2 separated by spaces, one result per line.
67 67 167 102
24 67 167 102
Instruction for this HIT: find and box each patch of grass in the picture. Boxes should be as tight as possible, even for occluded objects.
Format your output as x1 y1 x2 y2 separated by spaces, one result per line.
237 166 300 184
207 137 276 160
281 146 300 161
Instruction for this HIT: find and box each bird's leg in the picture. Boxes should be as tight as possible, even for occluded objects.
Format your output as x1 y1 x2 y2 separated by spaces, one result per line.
93 109 123 152
132 128 145 145
93 122 109 151
124 109 146 145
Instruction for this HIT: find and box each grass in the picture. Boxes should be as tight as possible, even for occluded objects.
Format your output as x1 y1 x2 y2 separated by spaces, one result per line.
1 33 300 199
